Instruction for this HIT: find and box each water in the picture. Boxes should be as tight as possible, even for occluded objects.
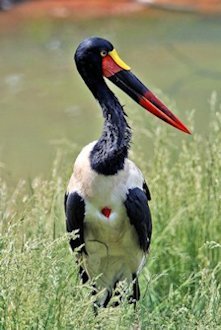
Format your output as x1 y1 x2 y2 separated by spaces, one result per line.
0 11 221 182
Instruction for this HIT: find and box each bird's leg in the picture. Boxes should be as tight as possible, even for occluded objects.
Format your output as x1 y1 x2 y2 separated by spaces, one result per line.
79 265 89 284
93 288 112 314
128 274 140 310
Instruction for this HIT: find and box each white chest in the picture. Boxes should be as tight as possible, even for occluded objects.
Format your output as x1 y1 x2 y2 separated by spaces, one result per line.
82 182 144 289
67 142 146 289
83 204 144 289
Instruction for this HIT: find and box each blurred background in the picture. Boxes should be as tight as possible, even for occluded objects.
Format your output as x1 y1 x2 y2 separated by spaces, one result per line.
0 0 221 183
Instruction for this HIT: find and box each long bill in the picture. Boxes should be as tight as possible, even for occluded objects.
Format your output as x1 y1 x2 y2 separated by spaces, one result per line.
102 49 191 134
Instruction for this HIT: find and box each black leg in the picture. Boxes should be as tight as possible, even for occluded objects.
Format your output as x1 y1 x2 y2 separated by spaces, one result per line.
79 266 89 284
93 290 112 315
128 274 140 309
132 274 140 301
103 290 112 308
111 280 126 307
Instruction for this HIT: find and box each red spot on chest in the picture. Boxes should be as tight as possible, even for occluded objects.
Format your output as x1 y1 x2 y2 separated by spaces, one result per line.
101 207 112 219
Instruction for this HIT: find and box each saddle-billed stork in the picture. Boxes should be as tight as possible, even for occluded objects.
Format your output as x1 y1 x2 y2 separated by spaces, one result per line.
64 37 190 309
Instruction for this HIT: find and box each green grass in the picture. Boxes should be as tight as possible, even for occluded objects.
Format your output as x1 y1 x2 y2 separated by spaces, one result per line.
0 107 221 329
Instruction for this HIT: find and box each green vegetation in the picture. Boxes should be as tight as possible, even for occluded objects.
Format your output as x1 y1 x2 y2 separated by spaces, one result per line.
1 8 221 329
0 105 220 329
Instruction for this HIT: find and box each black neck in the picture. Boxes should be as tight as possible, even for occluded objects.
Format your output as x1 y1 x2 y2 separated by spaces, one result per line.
90 84 131 175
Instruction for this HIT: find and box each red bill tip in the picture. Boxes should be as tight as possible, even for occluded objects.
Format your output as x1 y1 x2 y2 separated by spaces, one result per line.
140 91 191 134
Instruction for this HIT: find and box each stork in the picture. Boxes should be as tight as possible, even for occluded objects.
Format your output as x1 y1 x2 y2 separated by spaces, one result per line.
64 37 190 309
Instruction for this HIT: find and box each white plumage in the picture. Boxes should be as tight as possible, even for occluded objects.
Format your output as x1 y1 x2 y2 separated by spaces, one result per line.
67 142 146 303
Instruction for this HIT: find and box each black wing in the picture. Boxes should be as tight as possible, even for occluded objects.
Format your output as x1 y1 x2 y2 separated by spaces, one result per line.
64 191 86 254
143 180 151 201
124 182 152 252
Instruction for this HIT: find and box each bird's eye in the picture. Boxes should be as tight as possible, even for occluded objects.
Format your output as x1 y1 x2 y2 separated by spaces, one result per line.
100 50 108 57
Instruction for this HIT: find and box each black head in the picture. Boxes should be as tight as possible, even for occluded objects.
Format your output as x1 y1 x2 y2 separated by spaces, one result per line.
75 37 114 64
74 37 114 97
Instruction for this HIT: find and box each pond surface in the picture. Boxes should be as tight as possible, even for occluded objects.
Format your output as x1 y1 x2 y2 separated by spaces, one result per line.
0 11 221 182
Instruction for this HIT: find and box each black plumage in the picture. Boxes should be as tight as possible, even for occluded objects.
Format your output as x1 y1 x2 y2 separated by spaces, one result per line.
124 187 152 252
65 37 156 309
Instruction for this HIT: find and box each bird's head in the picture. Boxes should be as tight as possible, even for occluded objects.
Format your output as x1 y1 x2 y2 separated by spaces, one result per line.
74 37 114 87
75 37 191 134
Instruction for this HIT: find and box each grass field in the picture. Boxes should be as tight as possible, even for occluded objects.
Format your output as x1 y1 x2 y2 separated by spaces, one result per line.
0 104 221 329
